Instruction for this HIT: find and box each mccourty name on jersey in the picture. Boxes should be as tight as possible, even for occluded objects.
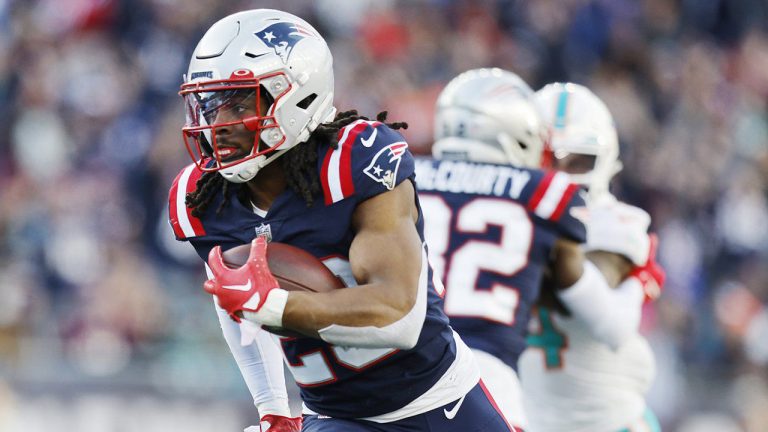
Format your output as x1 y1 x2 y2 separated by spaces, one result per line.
415 159 531 199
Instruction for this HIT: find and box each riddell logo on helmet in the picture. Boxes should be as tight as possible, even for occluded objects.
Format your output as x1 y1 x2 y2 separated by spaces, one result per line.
190 71 213 80
255 22 316 64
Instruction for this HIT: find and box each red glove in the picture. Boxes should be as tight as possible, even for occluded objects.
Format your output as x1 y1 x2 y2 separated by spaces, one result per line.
258 414 302 432
627 233 666 301
205 237 282 323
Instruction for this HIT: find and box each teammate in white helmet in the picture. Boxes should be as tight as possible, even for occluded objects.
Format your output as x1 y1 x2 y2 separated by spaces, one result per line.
417 68 625 431
518 82 665 432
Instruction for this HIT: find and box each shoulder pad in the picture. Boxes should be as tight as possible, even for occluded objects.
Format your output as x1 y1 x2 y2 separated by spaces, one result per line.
584 200 651 265
320 120 413 205
520 170 586 242
525 171 581 221
168 163 207 240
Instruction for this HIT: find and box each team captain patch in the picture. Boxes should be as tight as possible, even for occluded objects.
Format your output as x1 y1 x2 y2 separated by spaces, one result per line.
364 142 409 190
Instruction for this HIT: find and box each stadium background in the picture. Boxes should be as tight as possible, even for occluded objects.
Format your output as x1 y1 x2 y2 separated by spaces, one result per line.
1 0 767 431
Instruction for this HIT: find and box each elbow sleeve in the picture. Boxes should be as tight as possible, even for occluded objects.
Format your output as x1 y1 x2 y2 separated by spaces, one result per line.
558 261 645 350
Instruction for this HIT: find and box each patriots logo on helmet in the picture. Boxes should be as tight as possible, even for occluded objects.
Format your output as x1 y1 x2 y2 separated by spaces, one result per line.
364 142 409 190
256 22 316 64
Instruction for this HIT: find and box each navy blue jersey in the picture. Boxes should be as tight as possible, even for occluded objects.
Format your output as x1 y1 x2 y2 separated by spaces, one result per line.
169 121 457 419
303 382 513 431
414 157 586 371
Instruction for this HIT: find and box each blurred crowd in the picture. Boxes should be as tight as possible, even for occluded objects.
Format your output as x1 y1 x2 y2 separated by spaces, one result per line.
0 0 767 431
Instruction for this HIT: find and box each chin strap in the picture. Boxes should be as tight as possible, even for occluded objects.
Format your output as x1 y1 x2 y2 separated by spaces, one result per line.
220 147 292 183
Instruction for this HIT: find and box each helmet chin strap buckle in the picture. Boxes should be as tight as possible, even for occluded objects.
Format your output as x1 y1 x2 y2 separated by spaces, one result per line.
220 154 266 183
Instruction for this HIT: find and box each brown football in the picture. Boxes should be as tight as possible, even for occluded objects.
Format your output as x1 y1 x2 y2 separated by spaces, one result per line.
221 241 345 337
221 241 345 292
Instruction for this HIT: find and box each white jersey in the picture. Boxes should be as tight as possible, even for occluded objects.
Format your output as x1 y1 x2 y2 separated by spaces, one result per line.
518 196 656 432
519 307 655 432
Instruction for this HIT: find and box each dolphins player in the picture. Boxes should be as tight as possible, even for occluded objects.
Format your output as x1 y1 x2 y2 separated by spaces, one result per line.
518 83 665 432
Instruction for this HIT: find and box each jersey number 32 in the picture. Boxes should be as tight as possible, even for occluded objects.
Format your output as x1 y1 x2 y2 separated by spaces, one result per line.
420 196 533 325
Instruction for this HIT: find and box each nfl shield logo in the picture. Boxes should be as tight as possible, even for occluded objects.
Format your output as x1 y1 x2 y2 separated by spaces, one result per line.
255 223 273 242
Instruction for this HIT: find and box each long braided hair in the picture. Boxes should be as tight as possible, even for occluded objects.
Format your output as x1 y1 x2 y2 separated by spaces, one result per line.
185 110 408 217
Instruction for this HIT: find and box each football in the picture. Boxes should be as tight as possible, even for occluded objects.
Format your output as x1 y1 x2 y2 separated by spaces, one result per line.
221 241 345 337
221 241 345 293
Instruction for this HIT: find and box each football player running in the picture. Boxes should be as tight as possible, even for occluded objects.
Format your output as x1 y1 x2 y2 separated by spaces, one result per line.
168 9 513 432
415 68 621 431
517 82 665 432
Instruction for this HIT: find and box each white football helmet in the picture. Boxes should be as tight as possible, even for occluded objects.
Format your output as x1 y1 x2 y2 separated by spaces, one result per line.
180 9 336 183
433 68 546 168
534 83 621 201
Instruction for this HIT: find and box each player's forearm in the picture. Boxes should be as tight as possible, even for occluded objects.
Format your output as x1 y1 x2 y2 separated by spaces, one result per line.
279 247 428 351
284 190 427 349
213 299 291 415
282 283 417 337
558 261 644 349
587 250 633 288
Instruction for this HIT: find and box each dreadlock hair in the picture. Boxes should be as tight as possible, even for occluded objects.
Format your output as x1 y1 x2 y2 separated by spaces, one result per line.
185 110 408 217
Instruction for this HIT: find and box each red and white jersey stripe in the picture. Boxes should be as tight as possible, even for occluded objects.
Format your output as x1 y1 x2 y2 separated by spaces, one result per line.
527 171 580 222
169 163 206 239
320 120 382 205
